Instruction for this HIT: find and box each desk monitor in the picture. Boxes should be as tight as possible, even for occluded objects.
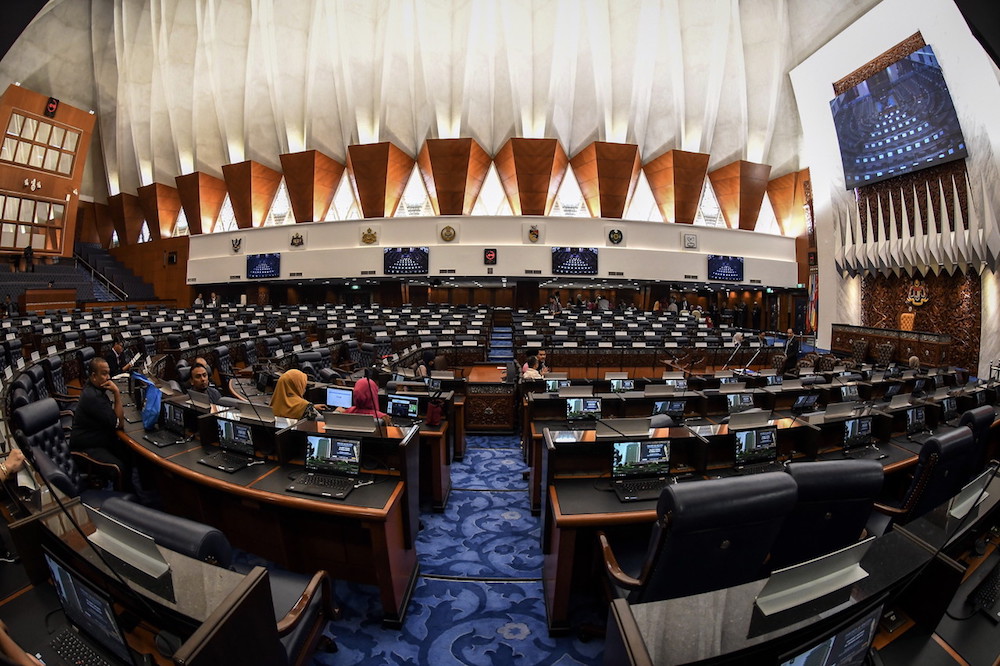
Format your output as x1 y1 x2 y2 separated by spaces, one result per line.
424 377 442 392
326 386 353 410
387 393 420 420
727 393 755 415
734 426 778 466
840 384 859 402
933 373 946 388
718 376 739 384
216 418 255 456
545 379 572 392
305 434 361 476
912 378 927 394
843 416 874 450
610 379 635 393
905 406 926 434
566 397 602 421
940 396 959 421
162 401 186 436
611 439 670 478
664 378 688 392
653 399 686 420
765 374 783 386
975 389 988 406
884 366 903 380
790 394 819 413
42 547 139 666
778 596 884 665
559 385 594 398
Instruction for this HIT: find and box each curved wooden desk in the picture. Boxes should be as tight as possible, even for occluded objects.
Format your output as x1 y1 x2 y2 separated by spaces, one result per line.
120 428 418 628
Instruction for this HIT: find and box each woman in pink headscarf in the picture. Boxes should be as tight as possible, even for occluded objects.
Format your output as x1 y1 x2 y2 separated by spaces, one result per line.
334 377 391 424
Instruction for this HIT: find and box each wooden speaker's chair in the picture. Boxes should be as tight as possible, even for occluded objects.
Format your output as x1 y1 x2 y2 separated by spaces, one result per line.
899 312 915 331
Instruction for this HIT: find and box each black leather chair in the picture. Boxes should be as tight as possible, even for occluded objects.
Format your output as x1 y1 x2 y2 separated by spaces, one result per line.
959 405 996 474
42 355 82 409
213 345 235 388
98 497 339 664
598 472 798 604
242 339 259 368
869 428 977 535
769 460 883 570
76 346 96 381
11 398 130 507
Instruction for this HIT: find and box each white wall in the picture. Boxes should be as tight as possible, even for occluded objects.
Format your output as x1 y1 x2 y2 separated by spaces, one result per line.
187 216 799 287
791 0 1000 373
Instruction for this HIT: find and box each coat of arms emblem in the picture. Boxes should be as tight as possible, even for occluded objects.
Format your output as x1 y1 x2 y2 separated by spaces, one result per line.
608 229 623 245
906 279 929 306
528 225 540 243
361 227 378 245
290 233 304 247
231 238 242 253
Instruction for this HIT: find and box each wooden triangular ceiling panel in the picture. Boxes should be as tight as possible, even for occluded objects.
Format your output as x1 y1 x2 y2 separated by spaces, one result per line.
642 150 710 223
279 150 345 223
347 142 415 218
417 138 491 216
494 138 568 216
708 160 771 230
570 142 641 219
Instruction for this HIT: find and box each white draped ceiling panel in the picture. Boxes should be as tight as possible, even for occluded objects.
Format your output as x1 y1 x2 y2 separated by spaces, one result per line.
0 0 885 205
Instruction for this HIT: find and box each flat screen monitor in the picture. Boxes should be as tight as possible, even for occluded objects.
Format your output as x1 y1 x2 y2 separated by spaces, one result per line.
779 601 883 666
325 386 353 410
734 426 778 466
766 375 784 386
843 416 874 449
611 440 671 477
387 393 420 419
830 44 967 189
545 379 572 392
719 376 741 385
664 378 688 391
384 247 429 275
610 379 635 393
941 396 958 420
840 384 859 401
792 394 819 411
304 435 360 475
906 406 926 433
246 253 281 279
566 397 602 421
216 418 254 456
727 393 755 414
162 401 185 435
707 255 744 282
551 247 598 275
653 400 686 419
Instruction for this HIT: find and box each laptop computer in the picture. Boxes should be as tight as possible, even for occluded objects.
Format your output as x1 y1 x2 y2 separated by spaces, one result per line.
727 393 755 415
566 397 602 428
653 399 687 421
839 384 860 402
41 548 142 666
906 406 931 442
326 386 353 410
143 401 188 447
545 379 572 393
790 394 819 415
610 379 635 393
322 412 380 433
198 418 257 473
765 374 783 386
940 396 960 425
387 393 421 426
732 426 781 474
842 416 881 458
286 434 361 500
611 439 672 502
595 417 652 439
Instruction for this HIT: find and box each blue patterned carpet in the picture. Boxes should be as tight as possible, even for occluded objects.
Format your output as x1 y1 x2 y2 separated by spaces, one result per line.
310 435 604 665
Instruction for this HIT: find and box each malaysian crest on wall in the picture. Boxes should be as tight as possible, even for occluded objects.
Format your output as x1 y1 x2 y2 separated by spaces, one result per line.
289 231 306 249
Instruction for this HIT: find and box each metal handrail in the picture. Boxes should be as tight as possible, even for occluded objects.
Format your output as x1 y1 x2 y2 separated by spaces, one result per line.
73 251 128 301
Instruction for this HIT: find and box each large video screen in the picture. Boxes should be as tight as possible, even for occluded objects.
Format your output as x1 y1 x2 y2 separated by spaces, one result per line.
246 253 280 279
551 247 598 275
384 247 429 274
830 45 967 189
707 255 744 282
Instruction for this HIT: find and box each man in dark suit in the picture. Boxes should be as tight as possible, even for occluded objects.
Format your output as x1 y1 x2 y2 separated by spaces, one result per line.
782 329 800 374
104 340 133 376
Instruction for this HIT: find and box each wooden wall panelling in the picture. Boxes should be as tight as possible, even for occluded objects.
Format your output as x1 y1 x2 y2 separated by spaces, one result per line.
570 141 641 219
860 272 980 372
74 202 102 245
0 85 96 256
642 150 710 223
346 142 414 218
766 168 810 236
493 138 568 216
107 192 144 246
416 138 491 216
109 236 192 306
137 182 182 240
175 172 228 235
278 150 345 223
221 160 283 229
708 160 772 231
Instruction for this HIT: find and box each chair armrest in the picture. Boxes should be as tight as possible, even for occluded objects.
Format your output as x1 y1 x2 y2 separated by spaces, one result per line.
872 501 907 517
275 570 341 636
597 531 641 590
71 451 123 488
53 393 80 404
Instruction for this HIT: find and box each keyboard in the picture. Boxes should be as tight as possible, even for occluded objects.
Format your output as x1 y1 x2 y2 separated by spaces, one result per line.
614 477 671 502
198 451 253 472
296 474 354 493
52 628 115 666
844 445 883 459
968 560 1000 623
143 430 185 447
735 461 783 476
908 431 934 445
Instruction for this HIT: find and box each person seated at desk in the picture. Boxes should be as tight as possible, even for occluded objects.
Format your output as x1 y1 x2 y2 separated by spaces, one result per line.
0 620 42 666
334 377 391 425
415 349 435 378
70 358 133 488
270 369 326 420
189 363 223 404
104 339 133 376
522 356 543 380
522 348 548 376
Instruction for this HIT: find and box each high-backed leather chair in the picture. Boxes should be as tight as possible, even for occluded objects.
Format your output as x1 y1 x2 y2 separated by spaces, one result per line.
242 339 259 367
99 497 339 665
873 342 895 368
41 355 82 409
869 428 977 535
11 398 129 507
959 405 996 475
598 472 798 604
769 460 883 570
213 345 235 388
850 339 868 365
76 346 96 381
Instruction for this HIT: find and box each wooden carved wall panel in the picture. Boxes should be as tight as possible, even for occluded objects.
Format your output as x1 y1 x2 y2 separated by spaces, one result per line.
833 33 925 94
860 272 980 371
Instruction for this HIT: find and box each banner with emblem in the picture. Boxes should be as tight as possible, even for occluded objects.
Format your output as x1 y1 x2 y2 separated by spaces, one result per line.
605 226 626 247
522 223 544 244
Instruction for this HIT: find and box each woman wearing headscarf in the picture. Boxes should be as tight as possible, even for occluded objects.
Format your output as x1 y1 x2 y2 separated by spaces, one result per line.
338 377 390 424
270 369 325 419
